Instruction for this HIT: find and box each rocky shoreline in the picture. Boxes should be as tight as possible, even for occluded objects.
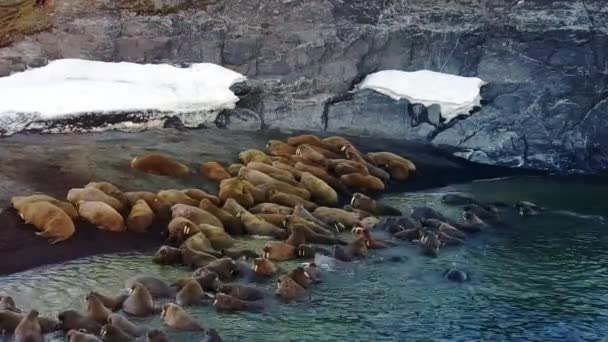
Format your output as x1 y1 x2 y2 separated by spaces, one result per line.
0 128 531 275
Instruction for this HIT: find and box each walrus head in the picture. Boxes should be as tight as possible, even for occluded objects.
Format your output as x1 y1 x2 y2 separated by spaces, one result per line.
295 146 302 156
235 211 243 219
262 246 271 259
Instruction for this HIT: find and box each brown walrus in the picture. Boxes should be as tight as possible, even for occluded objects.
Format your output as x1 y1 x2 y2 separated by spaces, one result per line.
239 149 273 165
176 278 207 306
350 192 402 216
246 161 295 180
295 144 329 168
66 329 103 342
181 189 221 206
284 214 335 236
78 201 125 232
160 303 204 331
253 258 277 277
227 163 245 177
219 178 254 208
107 313 145 337
275 276 306 302
67 188 125 212
287 134 323 147
313 207 361 230
218 284 264 301
18 201 75 244
236 210 286 238
166 217 201 245
124 192 171 219
14 310 43 342
85 182 130 209
266 140 297 156
322 136 352 151
332 236 368 262
11 194 79 220
171 204 224 229
194 257 239 281
0 311 58 335
159 190 199 207
249 203 293 216
286 224 345 246
200 161 231 182
130 153 190 177
99 323 134 342
122 283 157 317
287 266 312 289
262 241 296 261
199 199 245 236
213 293 263 312
367 151 416 173
57 310 101 334
86 292 112 324
267 189 317 212
300 172 338 206
126 199 155 233
0 295 20 312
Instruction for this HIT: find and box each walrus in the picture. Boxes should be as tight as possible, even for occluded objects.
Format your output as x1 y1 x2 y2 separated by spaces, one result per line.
67 329 103 342
221 247 259 260
295 144 329 168
57 310 101 334
181 244 219 269
122 283 157 317
275 276 306 302
287 134 323 147
218 284 264 301
332 237 368 262
174 269 221 292
18 201 75 244
86 292 113 324
255 213 287 227
256 182 311 201
153 246 183 265
240 179 267 204
236 210 286 238
124 192 171 219
182 189 221 206
296 244 331 259
0 295 20 312
313 207 361 230
341 173 384 192
331 159 370 176
176 279 207 306
383 159 410 181
240 167 310 198
367 151 416 173
271 161 303 178
443 269 468 282
458 210 485 233
78 201 125 232
199 161 231 182
321 136 352 151
67 188 125 212
343 205 374 219
99 324 134 342
293 205 335 232
287 224 345 246
195 257 239 281
247 161 295 180
196 224 234 250
14 310 43 342
0 310 57 335
284 214 333 236
262 241 296 261
438 231 465 246
11 194 79 220
171 204 224 229
300 172 338 206
351 193 401 216
158 190 199 207
249 202 294 215
306 144 342 159
146 330 169 342
182 232 219 256
166 217 202 245
266 140 297 156
239 149 272 165
227 163 246 177
253 258 277 277
126 199 154 233
342 145 390 181
199 199 244 235
107 314 145 337
419 231 441 257
213 293 263 312
463 204 501 223
393 227 423 241
85 182 130 208
130 153 190 177
303 263 321 283
219 178 254 208
352 226 392 249
287 266 312 288
422 219 467 240
160 303 204 331
411 206 456 226
125 276 174 299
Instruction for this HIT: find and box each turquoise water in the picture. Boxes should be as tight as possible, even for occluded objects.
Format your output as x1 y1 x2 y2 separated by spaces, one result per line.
1 176 608 341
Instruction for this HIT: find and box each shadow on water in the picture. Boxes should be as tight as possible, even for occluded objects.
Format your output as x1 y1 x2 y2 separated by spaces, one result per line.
1 177 608 341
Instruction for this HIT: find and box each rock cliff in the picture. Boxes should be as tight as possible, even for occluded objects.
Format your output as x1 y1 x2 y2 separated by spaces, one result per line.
1 0 607 174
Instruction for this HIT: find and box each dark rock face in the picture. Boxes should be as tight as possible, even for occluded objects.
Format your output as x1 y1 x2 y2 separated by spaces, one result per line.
1 0 607 174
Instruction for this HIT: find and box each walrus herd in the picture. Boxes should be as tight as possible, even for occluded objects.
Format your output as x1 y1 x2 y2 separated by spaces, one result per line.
3 133 525 341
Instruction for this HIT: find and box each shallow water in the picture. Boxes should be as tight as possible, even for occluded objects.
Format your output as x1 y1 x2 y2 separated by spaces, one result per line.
2 176 608 341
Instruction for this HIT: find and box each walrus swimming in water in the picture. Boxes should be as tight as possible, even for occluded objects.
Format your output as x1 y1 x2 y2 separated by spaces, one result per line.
350 193 401 216
146 329 169 342
246 161 296 180
422 219 467 240
176 279 207 306
458 210 485 233
419 231 441 257
14 310 43 342
295 144 329 168
122 283 158 317
352 226 392 249
11 194 79 221
181 189 220 206
213 293 263 312
126 199 155 233
341 145 390 181
275 276 306 302
200 161 231 182
287 266 312 289
160 303 205 331
85 182 130 209
393 227 423 241
66 329 103 342
262 241 296 261
18 201 75 244
199 199 245 236
272 161 303 179
322 136 352 152
107 314 145 337
173 269 221 293
0 310 57 336
0 295 20 312
67 188 125 212
303 263 321 283
78 201 125 232
332 237 368 262
130 153 190 177
86 292 113 324
100 324 134 342
57 310 102 334
218 284 264 301
253 258 277 277
194 258 239 281
313 207 361 231
125 276 174 299
249 203 294 215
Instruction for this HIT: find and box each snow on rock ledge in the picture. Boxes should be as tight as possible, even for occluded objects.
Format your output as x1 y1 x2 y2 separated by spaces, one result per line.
0 59 246 136
358 70 486 123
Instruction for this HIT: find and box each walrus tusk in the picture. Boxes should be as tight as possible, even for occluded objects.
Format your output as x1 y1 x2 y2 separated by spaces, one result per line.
304 272 310 279
254 265 258 272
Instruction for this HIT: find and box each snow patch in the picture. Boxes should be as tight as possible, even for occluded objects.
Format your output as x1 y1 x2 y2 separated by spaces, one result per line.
358 70 487 123
0 59 246 136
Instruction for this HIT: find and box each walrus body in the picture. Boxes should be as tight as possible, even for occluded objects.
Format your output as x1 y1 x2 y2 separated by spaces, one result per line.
275 276 306 302
171 204 224 228
239 149 272 165
341 174 384 192
166 217 200 245
218 284 264 301
67 188 125 212
124 192 171 219
313 207 360 230
287 134 323 147
249 203 293 216
351 193 401 216
300 172 338 206
182 189 220 206
122 283 157 317
18 201 75 244
158 190 199 207
262 241 296 261
332 237 368 262
100 324 134 342
86 293 112 323
160 303 204 331
14 310 43 342
146 330 169 342
11 194 79 220
253 258 277 277
125 276 174 299
213 293 263 312
58 310 101 335
199 199 244 236
195 258 239 281
267 190 317 211
78 201 125 232
219 178 254 208
108 314 145 337
237 210 286 238
85 182 130 208
267 140 297 156
130 153 190 177
200 162 231 182
126 199 154 233
287 267 312 289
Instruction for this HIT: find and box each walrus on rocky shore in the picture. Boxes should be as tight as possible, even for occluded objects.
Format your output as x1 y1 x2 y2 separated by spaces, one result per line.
313 207 361 231
332 237 368 262
295 144 329 167
287 266 312 289
87 292 128 312
443 269 469 282
227 163 246 177
146 329 169 342
237 210 287 238
199 199 245 236
67 329 103 342
160 303 204 331
130 153 190 177
85 182 130 208
58 310 102 334
422 219 467 240
14 310 43 342
218 284 264 301
86 292 113 324
219 178 255 208
158 190 199 207
293 205 334 231
221 247 258 260
239 149 272 165
247 161 296 180
322 136 352 151
438 231 465 246
367 151 416 173
330 159 369 176
153 246 183 265
181 245 219 269
171 204 224 229
249 202 294 215
256 181 311 201
268 189 318 211
0 311 58 335
100 323 134 342
200 162 231 182
343 205 374 218
272 161 303 179
275 276 306 302
122 283 157 317
176 278 207 306
287 134 323 147
18 201 75 244
197 224 234 250
255 213 287 227
287 224 345 246
262 241 296 261
300 172 338 206
253 258 277 277
341 173 385 192
67 188 125 212
108 314 145 337
284 214 333 236
11 194 80 221
267 140 297 156
126 199 154 233
213 293 263 312
342 145 390 181
124 192 171 219
78 201 126 232
182 189 221 206
350 193 401 216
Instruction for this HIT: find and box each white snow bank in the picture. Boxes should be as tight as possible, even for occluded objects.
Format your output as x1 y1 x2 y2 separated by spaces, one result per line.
0 59 246 135
358 70 486 123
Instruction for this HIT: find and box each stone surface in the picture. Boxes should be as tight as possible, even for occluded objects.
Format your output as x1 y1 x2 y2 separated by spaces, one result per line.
1 0 607 174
